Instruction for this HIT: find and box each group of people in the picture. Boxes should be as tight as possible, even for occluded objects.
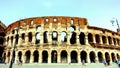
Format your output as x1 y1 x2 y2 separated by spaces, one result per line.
102 59 120 68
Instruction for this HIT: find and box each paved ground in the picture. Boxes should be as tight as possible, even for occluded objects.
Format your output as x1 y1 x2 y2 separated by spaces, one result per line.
0 63 119 68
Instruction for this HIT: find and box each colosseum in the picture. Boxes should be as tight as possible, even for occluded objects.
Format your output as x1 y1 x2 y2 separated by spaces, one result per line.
3 16 120 64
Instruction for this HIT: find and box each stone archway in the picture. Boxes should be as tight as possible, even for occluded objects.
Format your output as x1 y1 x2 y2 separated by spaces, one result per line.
18 51 22 61
71 51 77 63
80 51 87 63
33 50 39 63
111 53 116 62
105 52 110 63
51 50 57 63
89 51 96 63
42 50 48 63
97 52 103 63
25 51 31 63
61 50 67 63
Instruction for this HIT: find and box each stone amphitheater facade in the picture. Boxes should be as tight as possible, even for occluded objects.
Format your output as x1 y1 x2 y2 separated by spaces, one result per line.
4 16 120 64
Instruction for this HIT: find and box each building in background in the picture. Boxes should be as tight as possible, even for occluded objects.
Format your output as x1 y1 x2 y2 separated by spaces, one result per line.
3 16 120 64
0 21 6 63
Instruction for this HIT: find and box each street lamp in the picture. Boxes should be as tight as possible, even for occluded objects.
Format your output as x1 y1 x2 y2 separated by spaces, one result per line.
111 18 120 31
9 21 20 68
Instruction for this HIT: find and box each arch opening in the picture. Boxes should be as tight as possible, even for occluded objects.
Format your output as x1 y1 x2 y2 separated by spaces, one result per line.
42 51 48 63
79 32 85 45
25 51 31 63
51 50 57 63
61 50 67 63
70 32 76 44
71 51 77 63
80 51 87 63
43 31 48 43
33 50 39 63
89 51 95 63
98 52 103 63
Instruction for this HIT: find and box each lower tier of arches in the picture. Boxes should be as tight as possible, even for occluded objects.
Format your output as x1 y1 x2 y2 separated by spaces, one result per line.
4 46 120 64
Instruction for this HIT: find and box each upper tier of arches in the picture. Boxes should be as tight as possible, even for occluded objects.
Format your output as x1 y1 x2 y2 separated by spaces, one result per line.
6 16 88 33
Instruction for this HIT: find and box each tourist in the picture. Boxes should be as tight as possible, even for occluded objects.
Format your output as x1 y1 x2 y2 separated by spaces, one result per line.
102 59 107 66
82 60 85 65
117 60 120 68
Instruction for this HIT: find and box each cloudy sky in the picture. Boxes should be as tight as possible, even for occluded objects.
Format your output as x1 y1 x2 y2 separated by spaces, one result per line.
0 0 120 31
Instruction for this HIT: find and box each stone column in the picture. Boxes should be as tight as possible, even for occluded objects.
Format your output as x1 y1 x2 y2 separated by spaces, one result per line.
95 52 99 63
67 33 70 45
87 53 90 63
111 38 114 45
18 36 22 46
8 37 11 46
48 32 52 44
32 33 36 45
57 52 61 63
85 34 89 45
76 33 80 44
93 34 96 43
22 52 26 63
58 32 61 45
5 52 8 63
15 52 18 64
99 35 103 44
78 53 81 63
30 52 34 63
13 36 16 46
67 52 71 63
39 51 42 63
106 37 109 45
48 51 51 63
40 32 43 44
25 34 29 45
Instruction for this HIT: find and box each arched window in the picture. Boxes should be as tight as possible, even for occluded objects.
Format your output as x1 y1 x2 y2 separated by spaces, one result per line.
28 32 32 42
88 33 93 43
71 19 74 24
108 36 112 45
52 31 58 41
43 31 48 43
21 33 25 40
36 26 41 31
113 38 116 45
69 26 76 31
102 36 106 44
35 32 40 44
70 32 76 44
95 34 100 44
79 32 85 45
30 20 34 25
61 32 67 42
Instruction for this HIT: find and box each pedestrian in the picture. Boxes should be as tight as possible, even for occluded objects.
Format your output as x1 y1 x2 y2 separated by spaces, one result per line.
117 60 120 68
106 60 110 66
82 60 86 66
102 59 107 66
